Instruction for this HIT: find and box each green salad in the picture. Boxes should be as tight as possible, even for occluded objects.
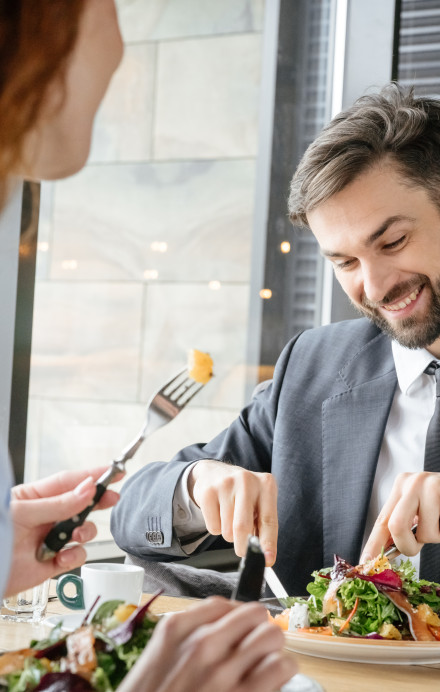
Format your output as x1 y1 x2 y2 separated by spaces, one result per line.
283 554 440 641
0 597 159 691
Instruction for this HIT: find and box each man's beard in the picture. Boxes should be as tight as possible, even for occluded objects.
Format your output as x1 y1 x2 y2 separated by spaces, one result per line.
352 274 440 349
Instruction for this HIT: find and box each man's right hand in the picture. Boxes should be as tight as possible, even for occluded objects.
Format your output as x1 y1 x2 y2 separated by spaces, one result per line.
188 460 278 566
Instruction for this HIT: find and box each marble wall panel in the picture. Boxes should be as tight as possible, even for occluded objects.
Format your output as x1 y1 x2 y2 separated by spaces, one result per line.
48 160 255 282
116 0 265 42
140 282 250 409
25 398 239 542
29 282 143 400
88 43 156 163
154 34 262 159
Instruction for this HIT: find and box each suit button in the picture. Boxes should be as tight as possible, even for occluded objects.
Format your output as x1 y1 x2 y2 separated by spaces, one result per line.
146 530 164 545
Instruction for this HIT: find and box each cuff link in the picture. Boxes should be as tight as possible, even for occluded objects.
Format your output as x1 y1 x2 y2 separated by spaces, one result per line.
145 529 164 545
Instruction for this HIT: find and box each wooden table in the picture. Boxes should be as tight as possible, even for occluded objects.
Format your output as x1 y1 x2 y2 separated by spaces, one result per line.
0 588 439 691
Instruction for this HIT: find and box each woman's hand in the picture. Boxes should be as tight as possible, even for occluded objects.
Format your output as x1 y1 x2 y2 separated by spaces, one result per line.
120 597 297 692
4 468 121 597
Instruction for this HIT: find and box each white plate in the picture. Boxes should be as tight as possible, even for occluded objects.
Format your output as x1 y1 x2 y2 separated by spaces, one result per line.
43 613 85 633
284 631 440 665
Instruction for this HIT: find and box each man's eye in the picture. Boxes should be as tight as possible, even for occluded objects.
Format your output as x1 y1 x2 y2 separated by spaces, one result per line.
334 258 355 270
383 235 405 250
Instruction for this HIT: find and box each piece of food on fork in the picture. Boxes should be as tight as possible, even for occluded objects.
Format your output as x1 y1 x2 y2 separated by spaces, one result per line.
187 349 214 384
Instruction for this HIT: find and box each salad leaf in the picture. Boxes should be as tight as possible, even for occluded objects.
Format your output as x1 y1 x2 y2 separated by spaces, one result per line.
106 592 162 646
355 569 402 591
92 602 124 626
284 555 440 639
0 599 161 691
91 667 113 692
6 660 49 692
34 673 94 691
336 578 403 636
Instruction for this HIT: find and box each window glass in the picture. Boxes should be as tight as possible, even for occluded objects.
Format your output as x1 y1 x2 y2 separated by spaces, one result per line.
397 0 440 95
26 0 266 554
24 0 337 556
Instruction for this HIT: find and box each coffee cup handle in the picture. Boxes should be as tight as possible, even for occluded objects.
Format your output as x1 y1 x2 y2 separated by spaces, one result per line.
56 574 85 610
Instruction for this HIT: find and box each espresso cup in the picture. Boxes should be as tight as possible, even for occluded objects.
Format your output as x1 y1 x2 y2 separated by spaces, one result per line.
56 563 144 613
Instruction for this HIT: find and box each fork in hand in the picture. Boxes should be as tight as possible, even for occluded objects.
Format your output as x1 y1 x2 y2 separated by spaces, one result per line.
37 368 207 561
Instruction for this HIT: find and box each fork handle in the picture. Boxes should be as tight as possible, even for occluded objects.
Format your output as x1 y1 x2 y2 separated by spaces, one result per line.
36 465 120 562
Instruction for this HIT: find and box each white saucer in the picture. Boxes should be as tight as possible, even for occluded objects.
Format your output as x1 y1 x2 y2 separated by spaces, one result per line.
43 612 85 632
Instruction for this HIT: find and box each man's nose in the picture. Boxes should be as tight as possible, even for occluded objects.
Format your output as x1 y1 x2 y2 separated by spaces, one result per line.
361 261 397 305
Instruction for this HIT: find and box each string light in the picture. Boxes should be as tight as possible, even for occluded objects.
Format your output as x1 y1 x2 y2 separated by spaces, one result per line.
208 280 221 290
150 241 168 253
259 288 272 299
143 269 159 280
280 241 291 253
61 260 77 270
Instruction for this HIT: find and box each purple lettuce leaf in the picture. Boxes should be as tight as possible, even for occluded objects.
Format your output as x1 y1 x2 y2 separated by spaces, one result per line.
354 569 402 591
34 639 67 661
34 672 94 691
106 590 163 645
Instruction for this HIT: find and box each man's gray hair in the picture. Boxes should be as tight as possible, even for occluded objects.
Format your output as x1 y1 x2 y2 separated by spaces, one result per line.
288 82 440 227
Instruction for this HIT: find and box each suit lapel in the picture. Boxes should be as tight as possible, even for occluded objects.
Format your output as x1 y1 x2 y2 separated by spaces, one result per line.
322 331 397 566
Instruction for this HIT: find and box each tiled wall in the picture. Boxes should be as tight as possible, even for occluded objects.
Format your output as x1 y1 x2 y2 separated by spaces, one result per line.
26 0 266 547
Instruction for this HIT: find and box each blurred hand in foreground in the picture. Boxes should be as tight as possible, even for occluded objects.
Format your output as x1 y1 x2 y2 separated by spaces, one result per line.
120 597 297 692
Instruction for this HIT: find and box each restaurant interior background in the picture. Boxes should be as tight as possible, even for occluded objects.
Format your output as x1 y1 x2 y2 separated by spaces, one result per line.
1 0 438 562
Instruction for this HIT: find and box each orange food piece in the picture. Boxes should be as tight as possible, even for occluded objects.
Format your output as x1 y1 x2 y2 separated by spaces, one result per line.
273 608 290 631
114 603 138 622
428 625 440 641
0 649 36 674
188 349 213 384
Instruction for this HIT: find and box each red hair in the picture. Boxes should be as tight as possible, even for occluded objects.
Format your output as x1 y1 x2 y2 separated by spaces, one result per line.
0 0 85 205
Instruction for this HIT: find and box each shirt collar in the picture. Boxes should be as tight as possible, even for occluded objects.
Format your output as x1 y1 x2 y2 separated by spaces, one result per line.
392 340 436 395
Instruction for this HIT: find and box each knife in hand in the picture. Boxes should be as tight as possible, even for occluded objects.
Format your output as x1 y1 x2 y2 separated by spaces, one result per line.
231 535 266 602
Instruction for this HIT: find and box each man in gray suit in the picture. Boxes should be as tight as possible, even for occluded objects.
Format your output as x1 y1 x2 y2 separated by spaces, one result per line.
111 83 440 596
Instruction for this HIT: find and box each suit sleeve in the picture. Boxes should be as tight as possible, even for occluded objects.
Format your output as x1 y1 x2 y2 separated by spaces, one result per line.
110 334 300 562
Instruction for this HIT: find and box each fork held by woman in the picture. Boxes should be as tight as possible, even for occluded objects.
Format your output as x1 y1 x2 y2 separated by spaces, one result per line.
37 369 206 561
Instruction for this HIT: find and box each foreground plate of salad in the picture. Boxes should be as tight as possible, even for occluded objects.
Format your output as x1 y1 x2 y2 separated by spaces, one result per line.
0 597 159 690
273 554 440 665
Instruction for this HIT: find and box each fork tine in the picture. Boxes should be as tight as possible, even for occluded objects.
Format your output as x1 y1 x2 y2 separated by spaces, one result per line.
159 368 187 396
175 381 204 407
167 377 201 401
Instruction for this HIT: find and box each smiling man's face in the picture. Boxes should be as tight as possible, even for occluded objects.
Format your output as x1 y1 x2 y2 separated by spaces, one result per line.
307 161 440 356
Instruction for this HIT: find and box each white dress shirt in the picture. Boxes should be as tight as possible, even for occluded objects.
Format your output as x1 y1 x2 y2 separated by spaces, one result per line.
173 340 438 572
173 462 208 554
362 340 436 574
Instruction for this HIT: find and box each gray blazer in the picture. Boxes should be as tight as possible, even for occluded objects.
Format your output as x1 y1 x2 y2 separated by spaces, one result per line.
111 318 398 596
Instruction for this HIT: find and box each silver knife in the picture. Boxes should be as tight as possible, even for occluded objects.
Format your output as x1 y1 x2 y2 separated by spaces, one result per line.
264 566 289 605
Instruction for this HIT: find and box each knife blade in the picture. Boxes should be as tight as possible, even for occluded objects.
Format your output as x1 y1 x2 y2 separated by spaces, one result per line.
231 536 265 602
264 566 289 608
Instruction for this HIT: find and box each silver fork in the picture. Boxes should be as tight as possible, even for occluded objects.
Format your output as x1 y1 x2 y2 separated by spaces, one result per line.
37 368 207 561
